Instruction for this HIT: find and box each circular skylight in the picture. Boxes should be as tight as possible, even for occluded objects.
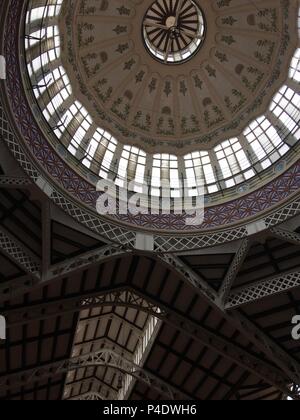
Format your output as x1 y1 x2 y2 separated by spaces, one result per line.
143 0 206 64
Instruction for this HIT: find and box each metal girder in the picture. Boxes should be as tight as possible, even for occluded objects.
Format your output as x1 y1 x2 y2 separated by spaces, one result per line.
73 336 134 360
0 227 41 276
2 248 300 394
0 176 32 189
174 240 244 256
69 392 105 401
2 288 163 327
229 311 300 386
50 203 110 244
160 253 300 390
0 275 36 302
219 239 250 304
155 302 296 399
0 245 129 301
0 348 191 400
63 374 118 400
158 253 220 306
271 227 300 246
2 286 296 398
46 245 131 282
226 269 300 310
81 291 163 318
275 215 300 234
64 377 118 400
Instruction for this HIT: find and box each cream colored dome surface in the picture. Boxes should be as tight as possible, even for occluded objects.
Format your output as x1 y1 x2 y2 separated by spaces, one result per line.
59 0 297 153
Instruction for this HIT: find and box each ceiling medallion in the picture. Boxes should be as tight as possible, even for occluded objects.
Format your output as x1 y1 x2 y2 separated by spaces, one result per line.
143 0 206 64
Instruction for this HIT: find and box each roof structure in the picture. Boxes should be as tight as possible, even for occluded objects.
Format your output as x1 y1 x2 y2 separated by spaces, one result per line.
0 0 300 401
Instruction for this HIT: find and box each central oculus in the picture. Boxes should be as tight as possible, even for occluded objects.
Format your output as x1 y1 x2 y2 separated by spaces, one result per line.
142 0 206 64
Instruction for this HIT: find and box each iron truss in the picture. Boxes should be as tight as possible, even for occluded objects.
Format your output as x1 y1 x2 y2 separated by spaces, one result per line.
226 269 300 310
0 348 190 400
3 288 164 327
271 227 300 246
0 244 129 302
64 376 118 400
1 223 300 393
0 227 41 276
161 306 297 399
159 253 300 389
158 253 219 305
229 311 300 388
69 392 105 401
219 239 251 304
81 290 164 318
1 286 297 398
0 176 32 189
47 245 131 281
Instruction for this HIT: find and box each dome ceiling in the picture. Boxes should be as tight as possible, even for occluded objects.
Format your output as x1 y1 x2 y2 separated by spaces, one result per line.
59 0 296 153
1 0 300 245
